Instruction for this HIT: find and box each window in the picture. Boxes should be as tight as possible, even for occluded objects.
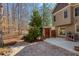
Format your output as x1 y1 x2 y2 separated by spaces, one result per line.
75 24 79 33
75 8 79 16
64 10 68 18
54 16 56 22
59 27 66 35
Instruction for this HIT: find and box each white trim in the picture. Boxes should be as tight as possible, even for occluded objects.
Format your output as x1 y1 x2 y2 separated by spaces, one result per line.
75 24 76 33
43 28 45 37
71 4 79 7
43 26 52 28
73 6 79 18
73 6 76 18
58 27 60 36
53 5 70 15
50 29 51 37
75 23 79 33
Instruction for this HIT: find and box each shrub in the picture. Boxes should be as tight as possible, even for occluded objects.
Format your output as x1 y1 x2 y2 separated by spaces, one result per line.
24 27 42 43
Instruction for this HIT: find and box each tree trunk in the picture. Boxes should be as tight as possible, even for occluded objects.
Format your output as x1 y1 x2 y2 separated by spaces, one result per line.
0 3 3 47
0 31 3 47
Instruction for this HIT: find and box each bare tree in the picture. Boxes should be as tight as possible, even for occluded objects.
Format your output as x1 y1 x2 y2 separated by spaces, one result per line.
11 3 17 34
6 3 10 34
0 3 4 47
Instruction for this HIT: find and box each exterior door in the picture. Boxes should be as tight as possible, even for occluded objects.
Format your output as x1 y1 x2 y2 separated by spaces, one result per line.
44 28 50 38
51 30 56 37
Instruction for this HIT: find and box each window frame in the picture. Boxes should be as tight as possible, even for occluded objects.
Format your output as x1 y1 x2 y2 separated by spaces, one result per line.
75 23 79 33
58 27 66 36
53 16 56 22
75 7 79 16
64 10 68 18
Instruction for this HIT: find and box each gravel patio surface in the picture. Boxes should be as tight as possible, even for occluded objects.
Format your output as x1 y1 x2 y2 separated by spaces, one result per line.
15 41 78 56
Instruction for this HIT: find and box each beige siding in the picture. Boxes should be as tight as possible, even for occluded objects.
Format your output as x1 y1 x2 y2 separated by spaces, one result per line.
54 6 72 26
65 24 75 33
53 4 79 37
56 24 75 37
73 5 79 23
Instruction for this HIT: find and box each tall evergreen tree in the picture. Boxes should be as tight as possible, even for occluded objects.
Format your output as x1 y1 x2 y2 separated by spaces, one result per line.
25 9 42 42
30 9 42 27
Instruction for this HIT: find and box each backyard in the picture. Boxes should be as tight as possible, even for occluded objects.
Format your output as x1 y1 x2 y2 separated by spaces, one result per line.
0 38 79 56
0 3 79 56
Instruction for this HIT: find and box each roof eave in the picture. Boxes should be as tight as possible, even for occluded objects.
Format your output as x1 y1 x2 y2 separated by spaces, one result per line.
52 4 58 14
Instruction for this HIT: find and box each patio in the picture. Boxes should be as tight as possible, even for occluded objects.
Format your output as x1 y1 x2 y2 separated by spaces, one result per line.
44 38 79 55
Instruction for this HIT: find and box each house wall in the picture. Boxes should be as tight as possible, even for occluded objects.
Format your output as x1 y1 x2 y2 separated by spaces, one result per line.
53 4 78 37
55 24 75 37
53 5 72 26
73 5 79 23
53 4 79 37
53 3 68 13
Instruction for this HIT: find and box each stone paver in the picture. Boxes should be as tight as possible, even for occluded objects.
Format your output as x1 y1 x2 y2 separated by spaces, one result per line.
16 41 78 56
9 42 30 56
10 46 25 56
